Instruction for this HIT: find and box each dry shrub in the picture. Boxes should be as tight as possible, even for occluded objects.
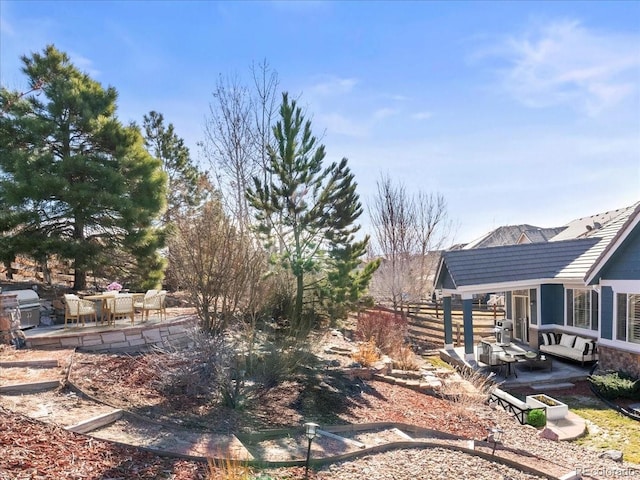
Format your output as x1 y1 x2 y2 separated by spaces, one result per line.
356 308 407 355
207 457 252 480
390 344 420 371
351 339 380 367
440 366 497 419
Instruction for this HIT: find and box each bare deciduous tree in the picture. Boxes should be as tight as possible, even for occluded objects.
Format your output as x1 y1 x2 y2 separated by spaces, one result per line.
202 61 280 232
369 174 452 310
203 75 256 230
167 197 269 334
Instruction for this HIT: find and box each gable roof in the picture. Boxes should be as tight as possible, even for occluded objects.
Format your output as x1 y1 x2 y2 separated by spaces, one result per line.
550 206 631 241
585 202 640 284
518 227 566 244
463 224 549 249
435 202 640 293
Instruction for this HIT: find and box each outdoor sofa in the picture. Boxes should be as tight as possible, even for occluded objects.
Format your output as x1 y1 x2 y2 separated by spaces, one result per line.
539 332 598 366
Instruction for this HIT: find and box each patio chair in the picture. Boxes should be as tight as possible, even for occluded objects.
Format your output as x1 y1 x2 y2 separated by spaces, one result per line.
105 294 135 326
98 290 118 325
64 294 97 328
134 289 167 322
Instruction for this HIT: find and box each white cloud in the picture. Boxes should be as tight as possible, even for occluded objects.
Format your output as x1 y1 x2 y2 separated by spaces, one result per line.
373 107 398 120
411 111 433 120
318 112 369 138
69 51 101 78
487 19 640 116
308 76 358 96
0 17 15 36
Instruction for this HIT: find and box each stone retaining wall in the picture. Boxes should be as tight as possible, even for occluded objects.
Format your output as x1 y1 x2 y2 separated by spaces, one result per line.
25 317 195 353
598 345 640 378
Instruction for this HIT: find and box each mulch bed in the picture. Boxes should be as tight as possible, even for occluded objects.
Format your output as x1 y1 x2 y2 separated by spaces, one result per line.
2 347 493 479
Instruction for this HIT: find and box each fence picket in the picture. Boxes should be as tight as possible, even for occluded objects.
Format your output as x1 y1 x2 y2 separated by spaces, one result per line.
360 303 504 349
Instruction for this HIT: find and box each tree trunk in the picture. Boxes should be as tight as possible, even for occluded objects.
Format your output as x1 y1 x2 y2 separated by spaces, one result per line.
73 269 86 291
295 273 304 333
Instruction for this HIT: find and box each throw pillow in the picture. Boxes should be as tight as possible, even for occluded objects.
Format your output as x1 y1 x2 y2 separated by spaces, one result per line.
542 332 556 345
573 336 587 353
559 334 577 348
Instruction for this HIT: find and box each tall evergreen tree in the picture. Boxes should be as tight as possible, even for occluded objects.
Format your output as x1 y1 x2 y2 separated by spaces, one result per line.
247 93 378 333
0 45 166 290
142 111 205 225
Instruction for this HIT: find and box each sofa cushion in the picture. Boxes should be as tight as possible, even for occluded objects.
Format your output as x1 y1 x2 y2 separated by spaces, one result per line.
541 332 557 345
540 344 584 361
559 334 576 348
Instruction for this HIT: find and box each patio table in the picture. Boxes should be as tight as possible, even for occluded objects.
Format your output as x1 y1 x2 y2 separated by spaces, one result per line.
81 293 116 324
519 354 553 372
498 353 518 378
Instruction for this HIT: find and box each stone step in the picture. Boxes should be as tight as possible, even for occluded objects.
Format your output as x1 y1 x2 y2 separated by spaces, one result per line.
530 382 575 391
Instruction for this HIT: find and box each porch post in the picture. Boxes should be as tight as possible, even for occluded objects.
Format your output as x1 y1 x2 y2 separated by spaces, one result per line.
443 295 453 349
462 293 474 361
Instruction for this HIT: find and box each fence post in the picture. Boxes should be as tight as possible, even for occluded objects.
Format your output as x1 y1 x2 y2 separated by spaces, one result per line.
455 323 461 347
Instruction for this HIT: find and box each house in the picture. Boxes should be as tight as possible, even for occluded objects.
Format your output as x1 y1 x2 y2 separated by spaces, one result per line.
461 224 565 249
433 202 640 378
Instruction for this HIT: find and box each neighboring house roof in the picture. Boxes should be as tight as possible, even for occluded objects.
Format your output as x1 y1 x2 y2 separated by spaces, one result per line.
518 227 566 244
435 202 640 293
463 224 548 249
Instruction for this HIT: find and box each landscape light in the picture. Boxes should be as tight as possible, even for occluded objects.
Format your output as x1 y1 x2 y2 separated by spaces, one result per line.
304 422 319 478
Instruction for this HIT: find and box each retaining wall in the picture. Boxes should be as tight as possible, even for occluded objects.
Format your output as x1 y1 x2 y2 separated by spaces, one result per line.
598 345 640 378
25 317 195 353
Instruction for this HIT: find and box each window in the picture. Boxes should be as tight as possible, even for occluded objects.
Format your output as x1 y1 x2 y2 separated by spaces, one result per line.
616 293 640 345
566 288 598 330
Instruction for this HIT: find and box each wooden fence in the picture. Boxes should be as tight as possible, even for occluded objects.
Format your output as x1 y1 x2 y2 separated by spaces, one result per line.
361 302 505 349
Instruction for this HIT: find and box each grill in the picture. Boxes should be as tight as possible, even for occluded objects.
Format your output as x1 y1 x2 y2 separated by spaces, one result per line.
1 289 41 328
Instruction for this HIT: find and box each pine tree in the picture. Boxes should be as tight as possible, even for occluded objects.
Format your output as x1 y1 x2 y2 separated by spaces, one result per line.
0 45 166 290
247 93 378 333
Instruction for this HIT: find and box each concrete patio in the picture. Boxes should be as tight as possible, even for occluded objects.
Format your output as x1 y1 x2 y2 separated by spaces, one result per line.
439 342 594 389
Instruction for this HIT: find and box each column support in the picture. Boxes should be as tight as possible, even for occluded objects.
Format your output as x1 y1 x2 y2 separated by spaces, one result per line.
443 295 453 349
462 293 474 361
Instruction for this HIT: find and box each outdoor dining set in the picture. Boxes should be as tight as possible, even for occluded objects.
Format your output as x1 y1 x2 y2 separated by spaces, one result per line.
63 290 167 328
477 339 552 378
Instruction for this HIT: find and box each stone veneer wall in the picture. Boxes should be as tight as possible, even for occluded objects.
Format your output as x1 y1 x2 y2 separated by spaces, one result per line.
598 345 640 378
25 317 195 353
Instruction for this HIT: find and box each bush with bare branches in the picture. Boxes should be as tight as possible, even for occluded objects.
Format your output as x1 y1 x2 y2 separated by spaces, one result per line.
355 308 407 355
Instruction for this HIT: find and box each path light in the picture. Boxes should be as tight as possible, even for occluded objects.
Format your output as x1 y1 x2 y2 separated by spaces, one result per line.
488 427 504 455
304 422 319 479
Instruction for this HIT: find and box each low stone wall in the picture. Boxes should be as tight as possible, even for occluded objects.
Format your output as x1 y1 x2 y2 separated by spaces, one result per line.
25 317 195 353
598 345 640 378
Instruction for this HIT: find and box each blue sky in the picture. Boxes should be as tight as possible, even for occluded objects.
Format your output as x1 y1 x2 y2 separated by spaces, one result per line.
1 1 639 244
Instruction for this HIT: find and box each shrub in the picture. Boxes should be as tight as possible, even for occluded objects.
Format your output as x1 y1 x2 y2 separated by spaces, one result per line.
390 344 420 371
527 409 547 428
356 309 407 355
352 339 380 367
589 371 640 400
207 457 252 480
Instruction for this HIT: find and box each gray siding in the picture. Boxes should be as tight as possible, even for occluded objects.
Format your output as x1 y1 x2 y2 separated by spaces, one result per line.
540 284 564 326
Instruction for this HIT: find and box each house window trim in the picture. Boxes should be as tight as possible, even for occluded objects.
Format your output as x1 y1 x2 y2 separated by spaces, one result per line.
565 286 598 332
614 292 640 346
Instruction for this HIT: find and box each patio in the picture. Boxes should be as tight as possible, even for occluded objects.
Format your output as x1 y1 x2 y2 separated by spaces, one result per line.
20 309 196 353
439 341 594 389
